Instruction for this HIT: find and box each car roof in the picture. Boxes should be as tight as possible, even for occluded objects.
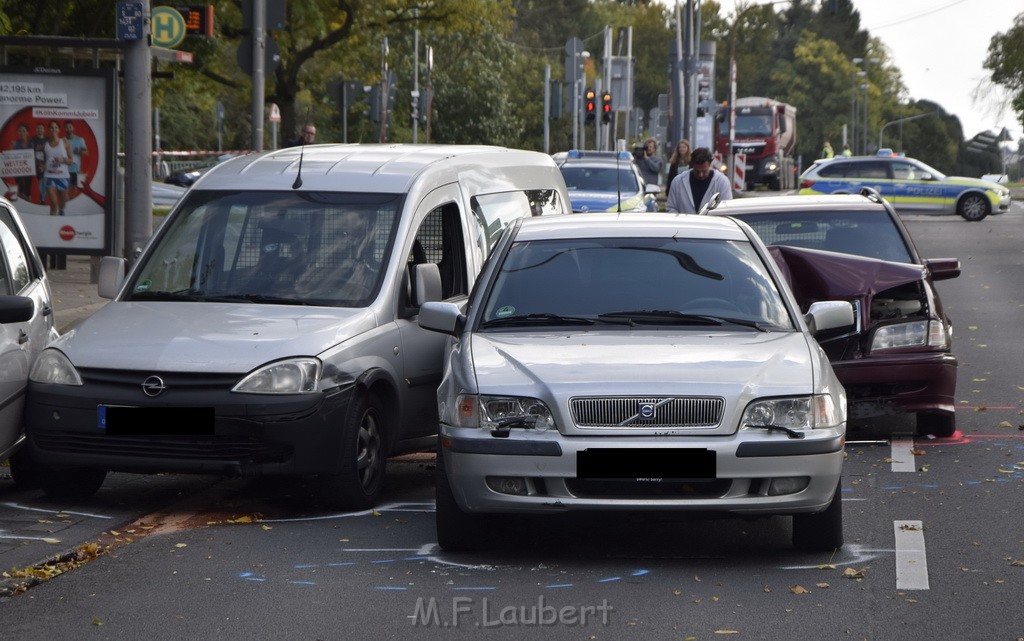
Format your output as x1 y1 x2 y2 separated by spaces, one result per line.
706 193 889 215
192 143 560 194
515 213 750 242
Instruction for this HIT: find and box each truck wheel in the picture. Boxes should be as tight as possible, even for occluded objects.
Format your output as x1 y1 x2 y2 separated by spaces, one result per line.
769 177 782 191
321 392 387 511
40 467 107 501
435 446 489 552
957 193 989 221
792 482 843 551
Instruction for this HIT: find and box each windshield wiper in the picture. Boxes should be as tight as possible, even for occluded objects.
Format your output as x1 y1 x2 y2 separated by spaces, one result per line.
203 293 311 306
745 423 806 439
598 310 723 326
481 313 595 328
130 290 204 302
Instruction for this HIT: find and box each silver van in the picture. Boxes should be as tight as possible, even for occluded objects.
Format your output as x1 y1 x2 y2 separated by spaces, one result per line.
25 144 569 509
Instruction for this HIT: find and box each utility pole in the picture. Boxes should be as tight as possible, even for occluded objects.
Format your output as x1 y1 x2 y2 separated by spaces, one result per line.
250 0 265 151
125 0 153 262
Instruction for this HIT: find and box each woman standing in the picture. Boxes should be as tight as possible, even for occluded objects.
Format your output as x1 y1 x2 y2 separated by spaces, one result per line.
666 139 692 189
42 120 73 216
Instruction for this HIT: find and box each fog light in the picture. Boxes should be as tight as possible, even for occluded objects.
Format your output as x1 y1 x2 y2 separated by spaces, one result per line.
486 476 528 496
767 477 810 496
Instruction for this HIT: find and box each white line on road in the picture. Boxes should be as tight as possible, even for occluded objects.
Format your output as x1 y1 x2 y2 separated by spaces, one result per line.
890 437 917 472
894 520 930 590
0 502 113 519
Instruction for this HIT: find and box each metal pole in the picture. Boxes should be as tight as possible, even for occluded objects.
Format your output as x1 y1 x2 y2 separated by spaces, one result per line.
413 28 419 144
124 0 153 262
251 0 265 152
543 64 550 154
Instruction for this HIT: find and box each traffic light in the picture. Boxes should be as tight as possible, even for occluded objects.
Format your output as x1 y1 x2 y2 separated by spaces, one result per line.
584 89 596 124
601 91 612 124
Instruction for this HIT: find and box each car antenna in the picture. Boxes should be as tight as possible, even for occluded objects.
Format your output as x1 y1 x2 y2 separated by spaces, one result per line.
292 108 310 190
615 147 623 213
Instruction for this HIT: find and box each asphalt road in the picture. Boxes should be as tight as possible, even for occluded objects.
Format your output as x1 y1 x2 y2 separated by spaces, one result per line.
1 202 1022 640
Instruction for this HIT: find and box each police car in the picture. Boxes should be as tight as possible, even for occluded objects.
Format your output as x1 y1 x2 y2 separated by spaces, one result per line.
798 155 1011 221
557 150 659 213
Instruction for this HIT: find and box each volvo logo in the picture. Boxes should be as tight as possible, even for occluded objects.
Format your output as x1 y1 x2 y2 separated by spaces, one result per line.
142 376 166 397
638 402 656 419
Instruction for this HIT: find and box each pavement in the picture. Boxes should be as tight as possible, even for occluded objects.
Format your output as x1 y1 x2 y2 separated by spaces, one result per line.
46 254 109 334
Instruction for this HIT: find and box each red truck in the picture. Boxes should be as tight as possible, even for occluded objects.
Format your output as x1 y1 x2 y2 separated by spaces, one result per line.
715 97 797 191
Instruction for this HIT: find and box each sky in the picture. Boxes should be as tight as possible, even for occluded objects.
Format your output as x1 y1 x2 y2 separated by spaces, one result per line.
690 0 1023 141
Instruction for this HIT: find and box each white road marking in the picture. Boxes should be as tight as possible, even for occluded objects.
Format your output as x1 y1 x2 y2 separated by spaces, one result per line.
890 437 917 472
0 502 112 519
260 501 435 523
894 520 930 590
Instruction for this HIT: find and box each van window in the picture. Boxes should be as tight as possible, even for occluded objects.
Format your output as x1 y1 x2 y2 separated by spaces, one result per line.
413 203 467 300
0 207 32 293
128 190 402 307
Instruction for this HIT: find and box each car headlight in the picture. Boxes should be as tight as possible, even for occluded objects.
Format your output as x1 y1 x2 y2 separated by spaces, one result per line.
764 161 778 173
741 395 842 431
232 357 321 394
29 348 83 386
870 320 949 351
453 394 554 431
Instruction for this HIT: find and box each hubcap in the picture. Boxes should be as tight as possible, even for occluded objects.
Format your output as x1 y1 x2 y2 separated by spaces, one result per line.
355 411 382 491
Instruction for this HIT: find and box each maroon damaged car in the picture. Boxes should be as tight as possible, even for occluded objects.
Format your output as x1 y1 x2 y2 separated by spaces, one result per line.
705 190 959 437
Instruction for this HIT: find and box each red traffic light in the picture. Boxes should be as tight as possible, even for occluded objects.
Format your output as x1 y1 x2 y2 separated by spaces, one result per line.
585 89 596 113
600 91 612 123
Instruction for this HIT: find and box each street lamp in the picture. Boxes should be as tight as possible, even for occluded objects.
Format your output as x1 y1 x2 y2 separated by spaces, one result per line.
853 57 879 154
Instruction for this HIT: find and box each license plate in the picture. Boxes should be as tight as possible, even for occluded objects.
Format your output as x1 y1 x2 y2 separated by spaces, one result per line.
98 405 215 436
576 448 716 480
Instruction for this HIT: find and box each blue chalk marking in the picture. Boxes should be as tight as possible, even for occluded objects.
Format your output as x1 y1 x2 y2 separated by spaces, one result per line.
327 562 356 567
287 580 317 585
598 577 621 583
375 586 408 591
545 584 574 589
371 559 396 564
294 564 318 569
631 569 649 576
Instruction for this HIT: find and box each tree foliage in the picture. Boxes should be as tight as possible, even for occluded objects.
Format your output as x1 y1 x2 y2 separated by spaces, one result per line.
984 13 1024 133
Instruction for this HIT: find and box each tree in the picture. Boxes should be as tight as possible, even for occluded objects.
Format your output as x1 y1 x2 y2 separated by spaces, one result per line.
984 12 1024 133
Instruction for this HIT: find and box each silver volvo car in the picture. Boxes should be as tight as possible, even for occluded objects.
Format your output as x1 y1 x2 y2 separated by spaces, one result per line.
419 213 854 552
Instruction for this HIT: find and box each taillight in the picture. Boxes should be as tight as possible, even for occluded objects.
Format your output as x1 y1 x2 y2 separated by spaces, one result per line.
799 179 815 189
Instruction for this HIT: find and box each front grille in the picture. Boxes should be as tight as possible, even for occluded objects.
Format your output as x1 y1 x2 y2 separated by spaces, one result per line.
565 478 731 499
32 428 289 462
570 396 724 428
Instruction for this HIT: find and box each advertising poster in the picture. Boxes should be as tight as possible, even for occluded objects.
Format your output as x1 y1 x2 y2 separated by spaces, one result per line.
0 68 115 254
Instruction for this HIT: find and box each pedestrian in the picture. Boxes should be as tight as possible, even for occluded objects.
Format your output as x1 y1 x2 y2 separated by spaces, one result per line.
665 146 733 214
285 122 317 147
42 120 73 216
636 137 664 188
31 122 47 204
665 139 692 189
8 123 33 201
841 143 852 157
821 140 835 159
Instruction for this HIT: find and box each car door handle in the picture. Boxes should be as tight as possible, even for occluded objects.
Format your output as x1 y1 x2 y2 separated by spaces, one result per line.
19 330 28 345
41 304 53 317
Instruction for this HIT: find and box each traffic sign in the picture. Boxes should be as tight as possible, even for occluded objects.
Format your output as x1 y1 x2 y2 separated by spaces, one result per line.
151 6 187 48
116 1 145 41
268 103 281 122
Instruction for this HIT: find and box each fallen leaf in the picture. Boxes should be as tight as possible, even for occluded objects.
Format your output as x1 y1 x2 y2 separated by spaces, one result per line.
260 525 272 531
911 449 925 456
714 631 739 635
790 585 810 594
816 582 830 588
900 523 922 531
174 543 187 548
998 421 1013 428
972 378 987 382
229 516 253 524
816 564 837 570
762 586 771 593
842 568 865 579
92 616 103 626
42 538 61 544
372 510 382 517
109 530 120 536
1010 559 1024 567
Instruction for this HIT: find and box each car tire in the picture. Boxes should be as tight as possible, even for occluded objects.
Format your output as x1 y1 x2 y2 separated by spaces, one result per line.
8 448 41 489
435 446 489 552
40 467 107 501
792 482 843 551
916 412 956 438
957 193 990 221
320 392 387 511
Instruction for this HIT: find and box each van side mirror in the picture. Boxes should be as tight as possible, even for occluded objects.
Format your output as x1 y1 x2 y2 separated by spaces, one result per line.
412 262 443 307
98 256 126 299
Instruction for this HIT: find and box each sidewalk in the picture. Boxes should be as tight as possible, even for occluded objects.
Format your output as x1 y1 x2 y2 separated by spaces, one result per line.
46 255 110 334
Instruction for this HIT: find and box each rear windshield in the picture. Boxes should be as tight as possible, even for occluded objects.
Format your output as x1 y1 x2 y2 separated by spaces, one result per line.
127 190 402 307
730 209 914 263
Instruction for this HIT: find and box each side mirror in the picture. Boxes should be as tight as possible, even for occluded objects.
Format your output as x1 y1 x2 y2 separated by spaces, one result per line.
805 300 854 335
418 301 465 336
0 295 34 324
98 256 126 299
412 263 442 307
924 257 960 281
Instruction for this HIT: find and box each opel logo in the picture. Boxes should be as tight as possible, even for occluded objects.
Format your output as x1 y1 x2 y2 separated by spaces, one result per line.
638 402 656 419
142 375 166 397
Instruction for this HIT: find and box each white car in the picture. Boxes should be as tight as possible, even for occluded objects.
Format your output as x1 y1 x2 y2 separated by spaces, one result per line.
0 196 59 483
420 213 854 552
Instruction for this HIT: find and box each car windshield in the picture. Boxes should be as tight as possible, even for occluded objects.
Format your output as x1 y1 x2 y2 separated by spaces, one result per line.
719 111 773 137
127 190 402 307
480 237 794 330
560 166 641 193
729 209 914 263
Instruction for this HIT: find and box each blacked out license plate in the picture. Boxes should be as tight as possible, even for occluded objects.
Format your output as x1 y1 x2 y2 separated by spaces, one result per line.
98 406 215 436
576 448 716 481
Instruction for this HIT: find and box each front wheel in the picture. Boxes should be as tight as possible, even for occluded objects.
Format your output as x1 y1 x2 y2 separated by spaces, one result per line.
435 446 490 552
792 482 843 551
40 467 107 501
320 393 388 511
958 193 990 221
916 412 956 438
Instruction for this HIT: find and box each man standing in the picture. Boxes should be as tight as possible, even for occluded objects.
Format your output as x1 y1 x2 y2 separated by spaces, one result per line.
63 120 88 199
285 123 316 147
665 147 733 214
636 137 664 188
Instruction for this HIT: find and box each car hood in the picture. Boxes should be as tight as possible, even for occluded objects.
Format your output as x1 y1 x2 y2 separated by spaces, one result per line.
948 175 1008 192
468 330 819 399
768 245 926 302
50 302 376 372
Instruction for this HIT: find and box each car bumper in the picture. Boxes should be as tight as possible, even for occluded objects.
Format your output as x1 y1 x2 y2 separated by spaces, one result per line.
440 425 844 515
25 380 357 476
831 351 957 418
